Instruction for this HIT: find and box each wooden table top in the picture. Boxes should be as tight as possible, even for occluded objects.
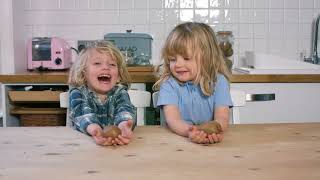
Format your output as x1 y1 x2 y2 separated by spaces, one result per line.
1 123 320 180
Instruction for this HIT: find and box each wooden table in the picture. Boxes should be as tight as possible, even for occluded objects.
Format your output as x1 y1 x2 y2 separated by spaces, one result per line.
1 124 320 180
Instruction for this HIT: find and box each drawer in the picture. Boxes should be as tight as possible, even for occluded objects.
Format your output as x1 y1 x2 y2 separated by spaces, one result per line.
10 107 66 115
8 91 62 102
231 83 320 124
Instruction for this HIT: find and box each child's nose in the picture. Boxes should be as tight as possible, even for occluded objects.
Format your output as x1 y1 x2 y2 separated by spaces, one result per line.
175 57 184 66
102 63 111 69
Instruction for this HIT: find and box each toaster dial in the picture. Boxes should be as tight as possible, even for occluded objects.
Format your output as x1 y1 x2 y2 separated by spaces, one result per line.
55 58 62 65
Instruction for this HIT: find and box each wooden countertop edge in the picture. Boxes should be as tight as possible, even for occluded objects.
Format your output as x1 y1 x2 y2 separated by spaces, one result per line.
230 74 320 83
1 72 320 83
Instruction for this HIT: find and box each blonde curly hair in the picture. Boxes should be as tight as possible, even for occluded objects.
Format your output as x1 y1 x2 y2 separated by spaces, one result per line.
68 41 131 88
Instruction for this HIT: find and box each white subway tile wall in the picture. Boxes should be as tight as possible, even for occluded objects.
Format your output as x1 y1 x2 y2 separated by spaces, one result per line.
19 0 320 66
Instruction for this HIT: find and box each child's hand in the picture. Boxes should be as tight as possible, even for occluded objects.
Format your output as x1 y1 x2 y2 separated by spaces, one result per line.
205 121 224 143
207 133 224 143
115 120 134 145
87 123 114 146
188 126 209 144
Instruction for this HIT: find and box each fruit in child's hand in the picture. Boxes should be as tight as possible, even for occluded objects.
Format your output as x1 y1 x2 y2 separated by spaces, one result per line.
196 121 222 134
102 125 121 138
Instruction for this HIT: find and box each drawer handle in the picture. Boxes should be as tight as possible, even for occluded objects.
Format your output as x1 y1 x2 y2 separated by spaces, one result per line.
245 93 275 102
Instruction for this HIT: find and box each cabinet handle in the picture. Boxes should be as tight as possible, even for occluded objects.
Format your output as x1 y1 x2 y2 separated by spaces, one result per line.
245 93 275 102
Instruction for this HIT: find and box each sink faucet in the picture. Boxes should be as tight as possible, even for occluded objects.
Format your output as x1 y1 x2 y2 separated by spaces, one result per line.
304 14 320 64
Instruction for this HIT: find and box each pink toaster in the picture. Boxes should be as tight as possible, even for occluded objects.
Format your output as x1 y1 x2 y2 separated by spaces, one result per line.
27 37 72 70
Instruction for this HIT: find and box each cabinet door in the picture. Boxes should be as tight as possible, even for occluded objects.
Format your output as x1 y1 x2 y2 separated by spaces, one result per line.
231 83 320 124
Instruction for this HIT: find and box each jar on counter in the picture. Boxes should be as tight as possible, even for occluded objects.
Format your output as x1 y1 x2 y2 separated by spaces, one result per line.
216 31 234 71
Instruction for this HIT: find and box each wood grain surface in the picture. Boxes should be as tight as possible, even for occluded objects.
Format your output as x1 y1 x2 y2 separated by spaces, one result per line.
0 123 320 180
1 67 320 83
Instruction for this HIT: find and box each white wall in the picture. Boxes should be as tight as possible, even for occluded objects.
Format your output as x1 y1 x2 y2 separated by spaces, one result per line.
1 0 320 71
0 1 13 121
0 0 15 73
12 0 28 73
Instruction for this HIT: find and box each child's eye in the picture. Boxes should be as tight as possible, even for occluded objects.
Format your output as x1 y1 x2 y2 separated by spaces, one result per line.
168 58 176 62
184 57 191 61
109 63 117 67
94 62 101 65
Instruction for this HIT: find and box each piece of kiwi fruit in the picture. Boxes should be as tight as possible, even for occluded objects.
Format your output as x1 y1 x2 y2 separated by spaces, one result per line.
196 121 222 134
102 125 121 138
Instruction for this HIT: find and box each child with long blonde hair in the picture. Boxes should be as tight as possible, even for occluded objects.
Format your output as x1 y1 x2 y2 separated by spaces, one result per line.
153 22 233 144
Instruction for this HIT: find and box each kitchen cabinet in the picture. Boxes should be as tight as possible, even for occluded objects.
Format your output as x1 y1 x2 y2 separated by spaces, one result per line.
231 83 320 124
1 83 69 127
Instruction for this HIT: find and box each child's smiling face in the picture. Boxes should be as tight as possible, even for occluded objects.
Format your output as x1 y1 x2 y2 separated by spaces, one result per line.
85 49 119 96
168 48 199 83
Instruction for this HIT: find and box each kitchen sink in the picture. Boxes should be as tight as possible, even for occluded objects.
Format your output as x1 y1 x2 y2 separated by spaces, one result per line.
234 52 320 74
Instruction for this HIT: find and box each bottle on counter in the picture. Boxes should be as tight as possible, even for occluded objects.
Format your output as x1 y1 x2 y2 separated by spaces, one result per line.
216 31 234 71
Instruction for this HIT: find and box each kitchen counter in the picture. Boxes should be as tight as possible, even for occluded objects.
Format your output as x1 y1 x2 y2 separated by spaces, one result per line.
1 67 320 83
0 123 320 180
0 66 157 83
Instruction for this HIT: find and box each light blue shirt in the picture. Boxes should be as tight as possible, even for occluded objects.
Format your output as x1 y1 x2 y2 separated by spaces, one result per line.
157 74 233 125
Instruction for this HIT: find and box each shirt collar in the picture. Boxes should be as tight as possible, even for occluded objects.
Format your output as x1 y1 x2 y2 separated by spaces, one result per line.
83 85 120 95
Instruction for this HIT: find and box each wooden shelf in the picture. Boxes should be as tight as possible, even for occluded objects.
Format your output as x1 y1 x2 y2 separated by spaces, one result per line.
8 91 62 102
10 107 66 115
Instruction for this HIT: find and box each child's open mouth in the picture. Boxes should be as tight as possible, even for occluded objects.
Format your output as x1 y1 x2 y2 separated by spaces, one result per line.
176 71 188 76
97 74 111 83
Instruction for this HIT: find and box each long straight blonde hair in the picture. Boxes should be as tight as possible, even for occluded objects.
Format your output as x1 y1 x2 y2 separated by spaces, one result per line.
153 22 230 96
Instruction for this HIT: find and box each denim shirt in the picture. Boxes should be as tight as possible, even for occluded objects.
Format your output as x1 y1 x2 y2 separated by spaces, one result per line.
69 84 136 134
